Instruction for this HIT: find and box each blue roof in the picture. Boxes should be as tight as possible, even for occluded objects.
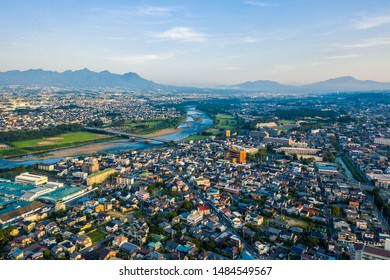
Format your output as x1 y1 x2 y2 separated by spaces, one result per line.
0 182 35 198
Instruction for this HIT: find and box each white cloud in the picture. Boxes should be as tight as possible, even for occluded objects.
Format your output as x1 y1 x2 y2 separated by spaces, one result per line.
335 37 390 48
353 15 390 29
110 53 173 64
138 5 178 16
152 27 207 42
240 37 262 43
244 1 274 7
322 54 360 60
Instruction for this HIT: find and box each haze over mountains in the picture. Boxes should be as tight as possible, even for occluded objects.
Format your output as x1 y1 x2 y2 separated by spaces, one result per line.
0 68 159 90
0 69 390 94
232 76 390 94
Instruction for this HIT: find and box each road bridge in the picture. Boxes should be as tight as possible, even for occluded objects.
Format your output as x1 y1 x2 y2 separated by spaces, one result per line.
85 127 171 144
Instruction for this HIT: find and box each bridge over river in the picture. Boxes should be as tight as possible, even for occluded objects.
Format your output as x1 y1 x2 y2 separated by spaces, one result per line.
85 127 172 144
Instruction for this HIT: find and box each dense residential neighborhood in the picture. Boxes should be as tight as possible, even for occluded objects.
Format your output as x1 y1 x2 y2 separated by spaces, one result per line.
0 87 389 260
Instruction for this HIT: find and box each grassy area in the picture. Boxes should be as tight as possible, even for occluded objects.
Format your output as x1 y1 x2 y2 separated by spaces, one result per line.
0 132 114 158
11 132 108 148
184 113 238 142
215 114 238 130
342 156 366 183
86 229 107 244
113 116 186 135
278 120 295 125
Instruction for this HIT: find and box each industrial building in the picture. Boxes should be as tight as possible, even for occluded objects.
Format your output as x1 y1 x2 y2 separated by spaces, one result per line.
15 173 48 186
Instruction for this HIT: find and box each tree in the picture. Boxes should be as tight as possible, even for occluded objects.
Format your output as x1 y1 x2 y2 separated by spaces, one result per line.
330 206 341 217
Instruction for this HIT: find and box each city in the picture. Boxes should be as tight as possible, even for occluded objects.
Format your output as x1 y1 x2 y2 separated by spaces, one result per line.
0 90 389 260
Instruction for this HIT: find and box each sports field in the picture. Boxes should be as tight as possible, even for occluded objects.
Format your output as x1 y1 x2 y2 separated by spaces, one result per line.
11 132 109 148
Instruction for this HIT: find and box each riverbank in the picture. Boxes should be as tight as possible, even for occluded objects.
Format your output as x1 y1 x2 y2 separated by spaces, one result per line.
144 127 183 137
0 134 116 159
1 107 213 168
8 140 129 161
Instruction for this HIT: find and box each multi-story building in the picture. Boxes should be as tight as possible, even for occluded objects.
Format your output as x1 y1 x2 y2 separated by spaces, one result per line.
38 164 55 171
225 148 246 164
351 244 390 260
374 137 390 146
275 147 321 155
82 158 99 174
86 168 116 186
263 137 293 145
136 190 150 201
187 210 203 226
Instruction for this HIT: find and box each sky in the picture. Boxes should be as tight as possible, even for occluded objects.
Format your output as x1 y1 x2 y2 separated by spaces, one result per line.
1 0 390 86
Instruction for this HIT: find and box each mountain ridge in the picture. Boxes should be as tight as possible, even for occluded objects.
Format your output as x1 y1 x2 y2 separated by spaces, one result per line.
0 68 390 93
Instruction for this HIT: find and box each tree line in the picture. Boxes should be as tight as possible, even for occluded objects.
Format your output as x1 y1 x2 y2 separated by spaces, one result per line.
0 123 84 143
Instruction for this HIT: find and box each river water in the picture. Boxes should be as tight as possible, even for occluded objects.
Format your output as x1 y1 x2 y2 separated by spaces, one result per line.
0 107 213 168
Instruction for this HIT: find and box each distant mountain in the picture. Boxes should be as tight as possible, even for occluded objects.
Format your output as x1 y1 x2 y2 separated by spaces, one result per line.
231 80 292 92
232 76 390 93
1 68 390 94
0 68 160 89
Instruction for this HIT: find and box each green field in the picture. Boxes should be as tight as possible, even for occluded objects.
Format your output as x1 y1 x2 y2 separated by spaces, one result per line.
278 120 295 125
11 132 108 148
184 113 238 142
215 114 238 130
112 116 186 135
86 229 107 244
0 132 113 158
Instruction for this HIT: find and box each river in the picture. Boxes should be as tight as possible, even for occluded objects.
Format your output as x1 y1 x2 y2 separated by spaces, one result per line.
0 107 213 168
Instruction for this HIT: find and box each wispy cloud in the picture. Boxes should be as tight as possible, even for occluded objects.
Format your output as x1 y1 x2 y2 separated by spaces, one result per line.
138 5 179 16
240 37 262 43
152 27 207 42
110 53 173 63
335 37 390 48
353 15 390 29
273 64 293 71
322 54 360 60
244 1 275 7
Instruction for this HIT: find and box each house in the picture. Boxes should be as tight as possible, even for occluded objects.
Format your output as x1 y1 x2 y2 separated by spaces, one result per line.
95 204 105 213
106 221 119 233
266 227 281 237
70 252 83 260
113 235 128 247
120 242 140 258
245 213 264 226
100 248 116 260
279 231 296 243
290 244 308 257
9 248 24 260
76 235 92 248
254 241 270 255
187 210 203 226
197 206 211 215
58 240 76 253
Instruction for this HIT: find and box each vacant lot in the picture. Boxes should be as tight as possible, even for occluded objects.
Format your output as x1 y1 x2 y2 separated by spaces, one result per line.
86 229 107 244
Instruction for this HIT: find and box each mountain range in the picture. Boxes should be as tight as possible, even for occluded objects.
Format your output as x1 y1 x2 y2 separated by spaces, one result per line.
232 76 390 93
0 68 390 94
0 68 159 89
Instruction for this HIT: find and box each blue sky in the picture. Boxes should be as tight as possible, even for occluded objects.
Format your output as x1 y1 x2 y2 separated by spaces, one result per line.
1 0 390 86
